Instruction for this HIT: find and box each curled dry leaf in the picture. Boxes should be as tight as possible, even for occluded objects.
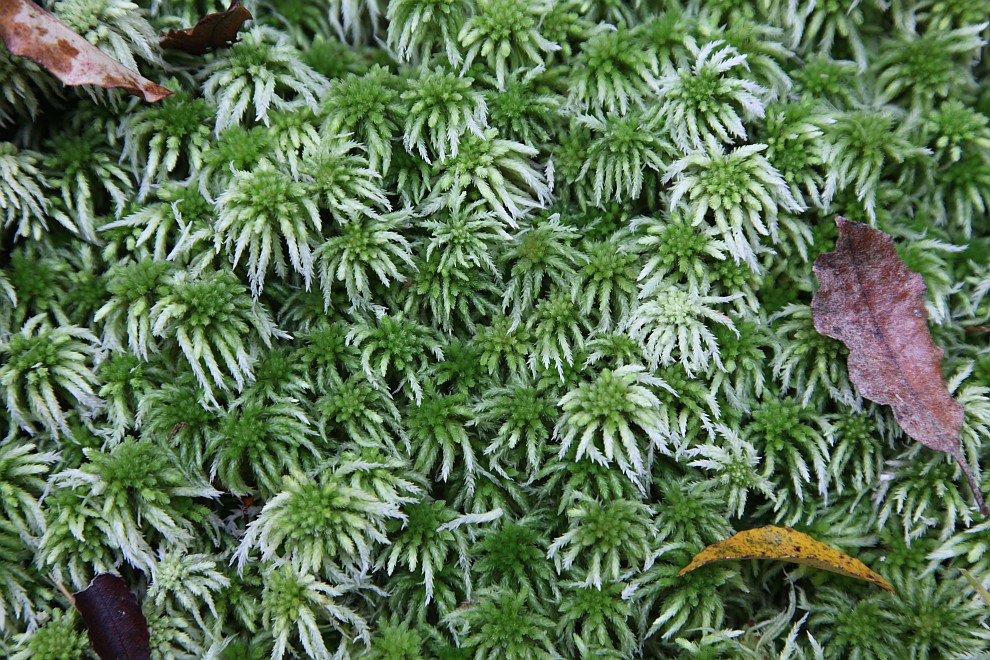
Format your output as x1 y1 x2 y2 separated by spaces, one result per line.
159 0 253 55
0 0 171 102
680 525 894 592
812 217 987 515
74 573 151 660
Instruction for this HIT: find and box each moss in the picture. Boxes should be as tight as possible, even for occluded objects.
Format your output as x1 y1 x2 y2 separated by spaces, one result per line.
1 1 989 657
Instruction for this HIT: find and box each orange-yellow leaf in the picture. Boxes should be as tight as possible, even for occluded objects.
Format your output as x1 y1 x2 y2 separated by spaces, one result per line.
679 525 894 593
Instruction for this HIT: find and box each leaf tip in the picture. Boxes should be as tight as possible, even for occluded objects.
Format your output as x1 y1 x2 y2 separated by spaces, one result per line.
949 447 988 517
141 83 174 103
872 573 896 594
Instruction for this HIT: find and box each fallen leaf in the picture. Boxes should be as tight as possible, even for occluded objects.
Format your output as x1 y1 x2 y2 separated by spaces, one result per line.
74 573 151 660
0 0 171 102
159 0 252 55
166 422 187 444
812 217 987 515
679 525 894 592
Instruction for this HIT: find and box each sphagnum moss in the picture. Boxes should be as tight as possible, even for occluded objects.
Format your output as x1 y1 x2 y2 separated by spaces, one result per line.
1 0 989 657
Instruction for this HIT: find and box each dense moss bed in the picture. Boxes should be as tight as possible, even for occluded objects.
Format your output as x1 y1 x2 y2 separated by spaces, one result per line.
1 0 990 657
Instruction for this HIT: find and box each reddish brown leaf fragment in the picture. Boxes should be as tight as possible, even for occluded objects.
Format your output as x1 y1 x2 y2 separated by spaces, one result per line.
74 574 151 660
812 217 987 515
159 1 252 55
0 0 171 102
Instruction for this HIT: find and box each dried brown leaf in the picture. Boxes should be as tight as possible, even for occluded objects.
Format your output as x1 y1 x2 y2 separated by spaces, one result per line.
680 525 894 592
0 0 171 102
159 0 252 55
74 573 151 660
812 217 987 514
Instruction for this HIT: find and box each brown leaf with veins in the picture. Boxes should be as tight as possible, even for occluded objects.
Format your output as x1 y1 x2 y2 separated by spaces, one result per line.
812 217 987 515
160 0 252 55
0 0 170 102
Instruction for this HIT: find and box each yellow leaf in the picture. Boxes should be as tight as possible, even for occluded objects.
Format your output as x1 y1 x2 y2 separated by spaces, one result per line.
679 525 894 593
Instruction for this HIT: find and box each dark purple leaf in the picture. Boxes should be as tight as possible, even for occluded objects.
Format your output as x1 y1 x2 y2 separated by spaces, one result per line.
160 1 253 55
74 574 151 660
